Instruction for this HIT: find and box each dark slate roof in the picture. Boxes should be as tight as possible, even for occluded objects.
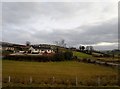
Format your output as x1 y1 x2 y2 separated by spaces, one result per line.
31 45 51 50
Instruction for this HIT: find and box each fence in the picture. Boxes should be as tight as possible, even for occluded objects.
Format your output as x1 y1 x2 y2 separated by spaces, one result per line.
2 75 119 87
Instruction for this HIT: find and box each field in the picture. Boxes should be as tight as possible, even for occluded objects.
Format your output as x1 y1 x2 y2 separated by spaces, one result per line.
0 59 2 88
2 60 118 87
73 51 93 59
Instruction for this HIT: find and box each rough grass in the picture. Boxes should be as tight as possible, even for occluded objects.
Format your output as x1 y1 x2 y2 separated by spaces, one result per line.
2 60 118 87
0 59 2 88
73 51 93 59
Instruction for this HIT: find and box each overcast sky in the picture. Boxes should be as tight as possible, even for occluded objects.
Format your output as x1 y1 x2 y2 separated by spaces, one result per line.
2 2 118 50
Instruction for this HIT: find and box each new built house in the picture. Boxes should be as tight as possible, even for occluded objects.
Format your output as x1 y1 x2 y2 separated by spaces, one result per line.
29 45 55 54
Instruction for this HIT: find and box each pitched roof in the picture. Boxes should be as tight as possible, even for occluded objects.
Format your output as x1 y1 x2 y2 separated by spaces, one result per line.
31 45 51 50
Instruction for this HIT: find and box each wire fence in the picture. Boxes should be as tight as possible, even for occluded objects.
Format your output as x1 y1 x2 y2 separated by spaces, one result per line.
2 75 119 87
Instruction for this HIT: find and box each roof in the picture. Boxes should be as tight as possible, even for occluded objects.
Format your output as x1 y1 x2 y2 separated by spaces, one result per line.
31 45 52 50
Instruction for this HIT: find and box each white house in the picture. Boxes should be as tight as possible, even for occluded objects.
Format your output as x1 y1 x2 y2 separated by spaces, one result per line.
29 46 39 54
28 45 55 54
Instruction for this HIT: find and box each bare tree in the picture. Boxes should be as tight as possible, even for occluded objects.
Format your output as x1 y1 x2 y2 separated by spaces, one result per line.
55 39 66 47
79 46 82 51
86 46 94 54
26 41 31 46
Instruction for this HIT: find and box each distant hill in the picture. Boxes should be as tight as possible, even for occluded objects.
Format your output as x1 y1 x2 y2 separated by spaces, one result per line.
101 49 120 55
0 41 25 47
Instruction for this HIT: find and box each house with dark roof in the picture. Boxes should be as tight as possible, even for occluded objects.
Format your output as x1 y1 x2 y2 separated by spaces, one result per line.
28 45 55 54
2 45 15 51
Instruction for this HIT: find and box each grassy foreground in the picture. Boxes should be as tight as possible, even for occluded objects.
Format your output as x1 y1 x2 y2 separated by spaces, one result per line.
0 59 2 88
2 60 118 87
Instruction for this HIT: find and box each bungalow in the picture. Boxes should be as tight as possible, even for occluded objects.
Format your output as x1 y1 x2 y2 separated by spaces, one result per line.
28 45 55 54
1 42 27 52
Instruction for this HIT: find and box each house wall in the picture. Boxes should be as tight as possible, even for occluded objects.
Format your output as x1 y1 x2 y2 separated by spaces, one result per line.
29 46 55 54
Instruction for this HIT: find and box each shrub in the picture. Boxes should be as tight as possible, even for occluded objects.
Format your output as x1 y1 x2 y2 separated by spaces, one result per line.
2 50 14 56
64 51 73 60
53 52 65 61
3 55 53 62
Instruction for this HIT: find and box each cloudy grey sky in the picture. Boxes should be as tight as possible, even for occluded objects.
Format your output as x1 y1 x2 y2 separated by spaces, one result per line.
2 2 118 50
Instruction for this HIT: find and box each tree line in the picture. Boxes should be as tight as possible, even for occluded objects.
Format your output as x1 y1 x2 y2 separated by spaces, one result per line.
79 45 94 54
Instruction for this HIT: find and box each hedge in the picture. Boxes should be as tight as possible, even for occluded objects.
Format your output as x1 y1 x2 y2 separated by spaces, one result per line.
3 51 73 62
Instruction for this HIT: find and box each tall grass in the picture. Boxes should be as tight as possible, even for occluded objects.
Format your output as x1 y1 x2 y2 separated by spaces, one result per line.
2 60 118 87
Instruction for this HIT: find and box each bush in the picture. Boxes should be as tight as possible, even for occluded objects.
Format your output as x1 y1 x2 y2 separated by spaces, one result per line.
53 51 73 61
64 51 73 60
3 55 53 62
3 50 73 62
53 52 65 61
2 50 14 56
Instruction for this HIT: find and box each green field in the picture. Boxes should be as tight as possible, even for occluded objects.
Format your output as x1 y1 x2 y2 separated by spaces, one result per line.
73 51 93 59
2 60 118 87
0 59 2 88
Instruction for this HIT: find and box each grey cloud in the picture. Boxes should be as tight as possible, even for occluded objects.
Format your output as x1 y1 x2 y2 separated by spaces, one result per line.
2 2 118 50
80 18 118 44
2 2 99 25
2 2 36 25
32 18 117 47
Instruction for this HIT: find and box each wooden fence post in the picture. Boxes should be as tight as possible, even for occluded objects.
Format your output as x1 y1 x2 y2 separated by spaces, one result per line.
52 76 55 85
8 76 10 83
30 76 32 84
97 77 100 86
76 76 78 86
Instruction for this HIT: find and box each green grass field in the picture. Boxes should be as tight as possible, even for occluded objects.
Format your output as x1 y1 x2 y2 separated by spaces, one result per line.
2 60 118 87
0 59 2 88
73 51 93 59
